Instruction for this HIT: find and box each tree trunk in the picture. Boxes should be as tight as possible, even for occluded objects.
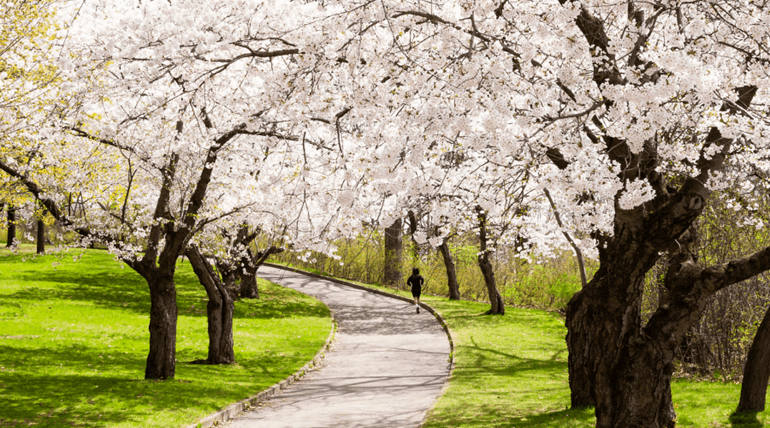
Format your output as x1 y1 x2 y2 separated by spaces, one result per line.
239 268 259 299
476 207 504 315
738 303 770 412
186 246 235 364
566 264 677 427
478 253 504 314
438 239 460 300
6 205 16 247
238 246 283 299
218 271 236 363
383 218 403 286
407 210 420 260
563 220 770 427
36 218 45 254
144 272 178 379
565 286 597 409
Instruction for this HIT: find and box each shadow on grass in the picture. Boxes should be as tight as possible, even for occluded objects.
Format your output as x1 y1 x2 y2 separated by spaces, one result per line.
0 344 200 427
0 253 328 321
509 407 595 427
729 410 763 428
427 401 594 428
422 301 588 427
0 340 314 428
0 251 332 427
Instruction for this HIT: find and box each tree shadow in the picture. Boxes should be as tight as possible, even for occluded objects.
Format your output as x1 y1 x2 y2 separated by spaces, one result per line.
729 410 763 428
0 251 334 427
509 407 596 427
0 330 327 427
0 343 252 427
0 253 328 322
417 301 584 428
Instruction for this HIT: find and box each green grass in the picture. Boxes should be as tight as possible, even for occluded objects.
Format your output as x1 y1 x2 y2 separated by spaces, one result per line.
671 380 769 427
0 247 332 428
419 298 594 428
271 262 770 427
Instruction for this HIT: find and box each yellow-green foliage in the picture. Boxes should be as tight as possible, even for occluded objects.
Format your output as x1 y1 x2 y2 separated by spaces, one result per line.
0 0 60 127
274 232 592 312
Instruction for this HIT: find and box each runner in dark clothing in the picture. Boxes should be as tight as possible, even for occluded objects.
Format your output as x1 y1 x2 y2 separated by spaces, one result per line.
407 268 424 313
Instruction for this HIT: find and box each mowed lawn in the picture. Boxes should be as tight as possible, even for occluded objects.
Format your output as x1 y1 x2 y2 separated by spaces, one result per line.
0 247 332 428
274 265 770 428
423 299 769 428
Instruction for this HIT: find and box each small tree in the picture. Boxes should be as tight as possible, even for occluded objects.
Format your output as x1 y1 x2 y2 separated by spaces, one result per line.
383 218 403 285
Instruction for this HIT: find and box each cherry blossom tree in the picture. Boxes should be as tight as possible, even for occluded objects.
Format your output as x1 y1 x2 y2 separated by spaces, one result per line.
312 0 770 426
0 0 73 248
6 1 770 424
181 140 366 365
1 0 358 379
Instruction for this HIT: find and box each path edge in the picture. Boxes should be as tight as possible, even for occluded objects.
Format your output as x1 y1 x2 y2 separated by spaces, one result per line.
263 262 456 428
184 300 337 428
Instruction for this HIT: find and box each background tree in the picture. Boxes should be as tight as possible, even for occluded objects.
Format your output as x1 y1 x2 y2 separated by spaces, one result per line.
383 218 403 285
5 204 16 247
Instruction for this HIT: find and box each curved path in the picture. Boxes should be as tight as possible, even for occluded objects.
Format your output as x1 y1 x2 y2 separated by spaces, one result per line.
225 265 451 428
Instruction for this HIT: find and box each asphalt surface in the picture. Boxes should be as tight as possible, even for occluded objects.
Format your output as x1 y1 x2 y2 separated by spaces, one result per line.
224 265 452 428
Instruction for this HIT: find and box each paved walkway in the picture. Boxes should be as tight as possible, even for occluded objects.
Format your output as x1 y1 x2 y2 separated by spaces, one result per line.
225 265 451 428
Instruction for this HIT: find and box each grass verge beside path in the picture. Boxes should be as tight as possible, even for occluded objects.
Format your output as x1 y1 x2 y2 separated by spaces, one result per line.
272 262 769 428
0 247 332 428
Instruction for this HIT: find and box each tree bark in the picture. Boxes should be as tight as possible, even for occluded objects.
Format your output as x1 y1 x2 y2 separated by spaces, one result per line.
383 218 403 286
6 205 16 247
564 210 685 426
36 218 45 254
566 242 676 426
478 253 504 315
407 210 420 260
144 272 178 379
186 246 235 364
738 303 770 412
237 246 284 299
566 267 675 426
476 207 504 315
239 267 260 299
567 217 770 427
438 239 460 300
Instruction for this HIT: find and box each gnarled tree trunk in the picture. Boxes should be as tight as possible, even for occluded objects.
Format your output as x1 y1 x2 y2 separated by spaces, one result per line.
438 239 460 300
738 303 770 412
383 218 403 286
567 214 770 428
566 264 674 426
186 245 235 365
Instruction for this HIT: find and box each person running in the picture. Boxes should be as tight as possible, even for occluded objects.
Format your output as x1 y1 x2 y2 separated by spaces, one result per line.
407 267 424 313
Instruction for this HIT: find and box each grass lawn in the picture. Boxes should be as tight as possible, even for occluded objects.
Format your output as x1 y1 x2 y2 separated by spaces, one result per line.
273 263 769 428
0 247 332 428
